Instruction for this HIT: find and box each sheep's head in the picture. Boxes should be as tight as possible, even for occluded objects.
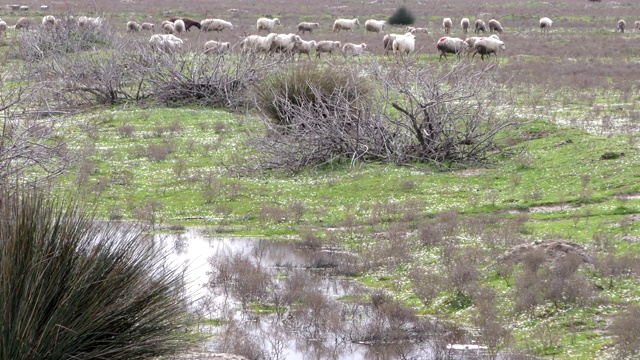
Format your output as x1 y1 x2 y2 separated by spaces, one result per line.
499 41 506 50
274 18 281 25
355 19 360 26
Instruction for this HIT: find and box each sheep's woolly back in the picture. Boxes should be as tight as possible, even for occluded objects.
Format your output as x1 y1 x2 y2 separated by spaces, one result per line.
256 17 280 32
333 18 359 32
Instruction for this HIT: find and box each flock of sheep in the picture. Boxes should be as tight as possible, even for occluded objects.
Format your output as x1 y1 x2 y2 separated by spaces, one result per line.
4 11 639 60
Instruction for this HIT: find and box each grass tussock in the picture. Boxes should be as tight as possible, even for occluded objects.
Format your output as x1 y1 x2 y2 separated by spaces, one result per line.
0 188 194 360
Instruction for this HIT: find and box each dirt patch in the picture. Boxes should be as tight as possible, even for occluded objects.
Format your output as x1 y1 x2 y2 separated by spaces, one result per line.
498 240 595 264
454 169 487 177
615 192 640 200
529 203 581 213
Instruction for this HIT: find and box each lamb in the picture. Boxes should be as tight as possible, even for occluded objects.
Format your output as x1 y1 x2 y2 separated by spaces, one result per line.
141 22 155 31
297 22 320 34
256 17 280 32
149 34 183 52
292 39 316 59
443 18 453 34
437 36 468 60
488 19 503 34
42 15 56 28
617 19 626 33
342 42 367 57
127 21 142 32
173 19 186 33
365 19 386 33
15 17 31 31
461 18 470 34
474 19 487 34
270 33 302 55
204 40 231 54
332 18 359 33
315 40 341 58
392 32 416 56
472 36 505 60
539 17 552 33
163 22 174 34
202 19 233 32
0 20 7 37
241 33 278 54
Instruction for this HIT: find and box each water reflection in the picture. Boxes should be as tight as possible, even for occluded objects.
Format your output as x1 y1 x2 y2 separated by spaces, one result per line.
157 228 478 360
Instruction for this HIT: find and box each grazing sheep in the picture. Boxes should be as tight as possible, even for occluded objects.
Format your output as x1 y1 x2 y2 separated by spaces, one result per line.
539 17 552 33
78 16 103 29
204 40 231 54
163 22 174 34
617 19 626 33
42 15 56 28
392 32 416 56
383 33 401 56
488 19 503 34
149 34 183 52
292 39 316 59
365 19 386 33
179 17 201 31
297 22 320 34
241 33 278 54
77 15 88 27
0 20 6 37
315 40 341 58
127 20 142 32
409 27 428 34
201 19 233 32
474 19 487 34
19 5 28 11
437 36 468 60
9 4 19 11
257 17 280 32
342 42 367 57
270 33 302 55
443 17 453 34
141 22 155 31
40 5 48 11
15 17 31 31
332 18 359 33
173 19 186 33
472 36 505 60
461 18 470 34
635 21 640 32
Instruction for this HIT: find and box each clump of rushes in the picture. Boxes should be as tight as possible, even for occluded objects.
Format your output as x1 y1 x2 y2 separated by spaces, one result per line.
0 188 196 360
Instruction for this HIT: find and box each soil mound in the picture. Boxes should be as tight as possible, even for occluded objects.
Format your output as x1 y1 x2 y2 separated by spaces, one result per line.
498 240 594 264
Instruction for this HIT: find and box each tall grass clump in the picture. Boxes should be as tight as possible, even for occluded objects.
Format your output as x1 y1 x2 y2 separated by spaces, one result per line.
388 5 416 26
0 188 195 360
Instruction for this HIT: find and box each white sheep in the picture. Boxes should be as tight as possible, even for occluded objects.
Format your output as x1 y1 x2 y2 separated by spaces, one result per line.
292 39 316 59
474 19 487 34
342 42 367 57
241 33 278 54
173 19 186 33
332 18 359 33
472 36 505 60
40 5 48 11
204 40 231 54
461 18 470 34
443 18 453 34
488 19 503 34
127 20 142 32
383 34 400 56
392 32 416 56
464 34 499 53
297 22 320 34
409 27 428 34
315 40 341 58
163 22 174 34
617 20 626 33
42 15 55 28
364 19 385 33
270 33 301 55
436 36 468 60
539 17 552 33
0 20 7 37
15 17 31 31
149 34 183 52
257 17 280 32
201 18 233 32
19 5 28 11
635 21 640 32
141 22 155 31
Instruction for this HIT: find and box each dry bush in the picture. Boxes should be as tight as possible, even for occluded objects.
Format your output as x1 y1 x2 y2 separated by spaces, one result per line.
609 305 640 359
473 286 512 357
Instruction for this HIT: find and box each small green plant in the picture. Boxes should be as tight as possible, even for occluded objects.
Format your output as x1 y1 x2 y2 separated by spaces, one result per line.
388 5 416 26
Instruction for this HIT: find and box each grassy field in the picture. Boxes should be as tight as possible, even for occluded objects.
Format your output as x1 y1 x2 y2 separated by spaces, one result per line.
2 0 640 358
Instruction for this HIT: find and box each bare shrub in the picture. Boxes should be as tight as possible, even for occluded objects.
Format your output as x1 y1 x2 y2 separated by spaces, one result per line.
117 124 136 137
610 305 640 359
147 140 176 161
473 286 512 357
410 267 442 307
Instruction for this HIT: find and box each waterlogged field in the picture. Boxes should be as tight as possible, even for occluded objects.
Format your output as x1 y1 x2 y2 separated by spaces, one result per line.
3 0 640 358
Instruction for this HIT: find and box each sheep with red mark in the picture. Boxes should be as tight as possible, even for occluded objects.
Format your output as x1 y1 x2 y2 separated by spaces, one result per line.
437 36 468 60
